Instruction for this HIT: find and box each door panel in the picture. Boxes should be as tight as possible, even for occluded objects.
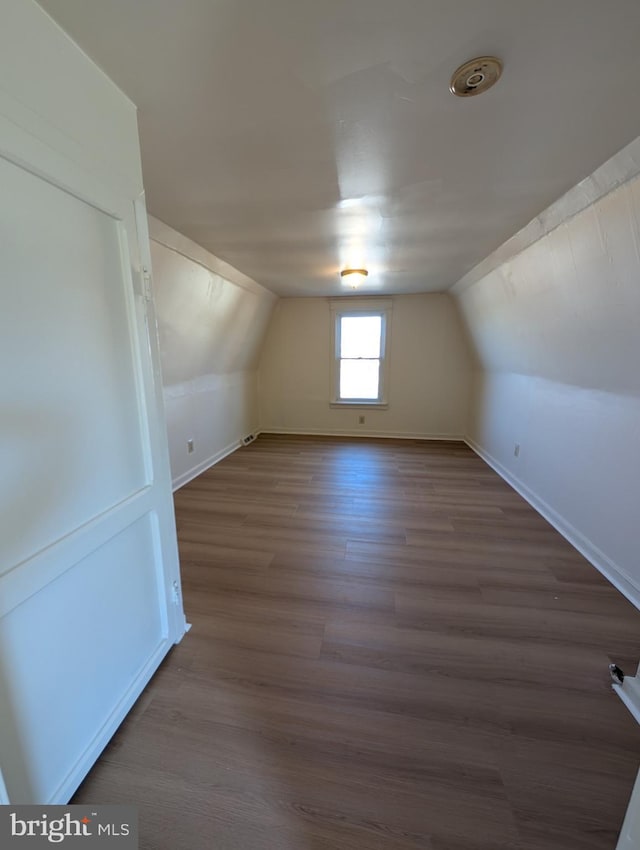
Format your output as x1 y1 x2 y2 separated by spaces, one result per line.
0 145 184 801
0 513 166 803
1 155 148 570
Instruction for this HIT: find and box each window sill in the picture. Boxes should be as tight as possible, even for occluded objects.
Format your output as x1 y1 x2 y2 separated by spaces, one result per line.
330 401 388 409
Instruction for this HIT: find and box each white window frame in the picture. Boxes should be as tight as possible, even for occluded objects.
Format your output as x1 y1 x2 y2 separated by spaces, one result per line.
329 298 392 407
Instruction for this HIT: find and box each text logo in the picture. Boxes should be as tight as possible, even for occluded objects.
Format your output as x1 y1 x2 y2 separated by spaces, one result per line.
0 806 137 848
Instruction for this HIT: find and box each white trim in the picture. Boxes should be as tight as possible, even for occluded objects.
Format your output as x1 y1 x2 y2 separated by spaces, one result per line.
47 639 171 804
262 429 464 441
172 431 262 491
465 436 640 611
1 488 155 619
330 300 393 406
0 92 139 213
329 402 389 410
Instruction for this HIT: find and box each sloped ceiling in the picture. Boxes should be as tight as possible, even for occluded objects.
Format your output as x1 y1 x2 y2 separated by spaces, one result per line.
39 0 640 296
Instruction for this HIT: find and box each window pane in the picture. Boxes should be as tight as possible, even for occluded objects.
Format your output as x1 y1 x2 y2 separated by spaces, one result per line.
340 359 380 399
340 316 381 358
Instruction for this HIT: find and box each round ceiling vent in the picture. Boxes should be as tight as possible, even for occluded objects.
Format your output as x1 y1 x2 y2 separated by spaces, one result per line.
449 56 503 97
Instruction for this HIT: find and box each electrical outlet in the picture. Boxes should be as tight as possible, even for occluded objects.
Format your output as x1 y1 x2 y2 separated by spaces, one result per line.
514 443 520 458
358 415 366 425
187 439 194 454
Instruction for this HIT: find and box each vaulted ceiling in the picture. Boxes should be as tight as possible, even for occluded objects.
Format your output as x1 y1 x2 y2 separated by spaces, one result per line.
39 0 640 296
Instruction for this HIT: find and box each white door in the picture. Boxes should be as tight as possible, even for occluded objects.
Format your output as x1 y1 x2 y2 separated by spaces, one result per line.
617 769 640 849
0 2 186 805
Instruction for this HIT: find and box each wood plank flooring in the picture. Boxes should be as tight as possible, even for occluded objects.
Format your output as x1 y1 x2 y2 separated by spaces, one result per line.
73 434 640 849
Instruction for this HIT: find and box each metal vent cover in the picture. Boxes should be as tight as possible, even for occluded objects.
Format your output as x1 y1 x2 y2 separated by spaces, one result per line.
450 56 503 97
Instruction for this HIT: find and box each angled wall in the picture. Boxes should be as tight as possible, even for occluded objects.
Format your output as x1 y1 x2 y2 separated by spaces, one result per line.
149 217 277 489
454 139 640 606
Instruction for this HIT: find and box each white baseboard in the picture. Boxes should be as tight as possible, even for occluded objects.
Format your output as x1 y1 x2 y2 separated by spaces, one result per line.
172 428 461 491
465 436 640 611
615 766 640 850
49 639 172 804
261 428 465 441
172 429 263 491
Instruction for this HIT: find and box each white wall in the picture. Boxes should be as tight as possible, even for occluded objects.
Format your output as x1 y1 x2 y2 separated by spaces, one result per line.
455 156 640 606
258 293 472 438
149 217 277 489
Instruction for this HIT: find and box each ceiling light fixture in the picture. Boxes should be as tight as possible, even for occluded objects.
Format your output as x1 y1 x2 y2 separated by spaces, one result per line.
449 56 503 97
340 268 369 289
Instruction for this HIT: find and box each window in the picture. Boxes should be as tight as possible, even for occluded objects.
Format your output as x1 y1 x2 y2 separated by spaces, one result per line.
330 299 392 406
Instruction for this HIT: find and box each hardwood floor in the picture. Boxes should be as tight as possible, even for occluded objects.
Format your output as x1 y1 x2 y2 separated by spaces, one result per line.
73 434 640 849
